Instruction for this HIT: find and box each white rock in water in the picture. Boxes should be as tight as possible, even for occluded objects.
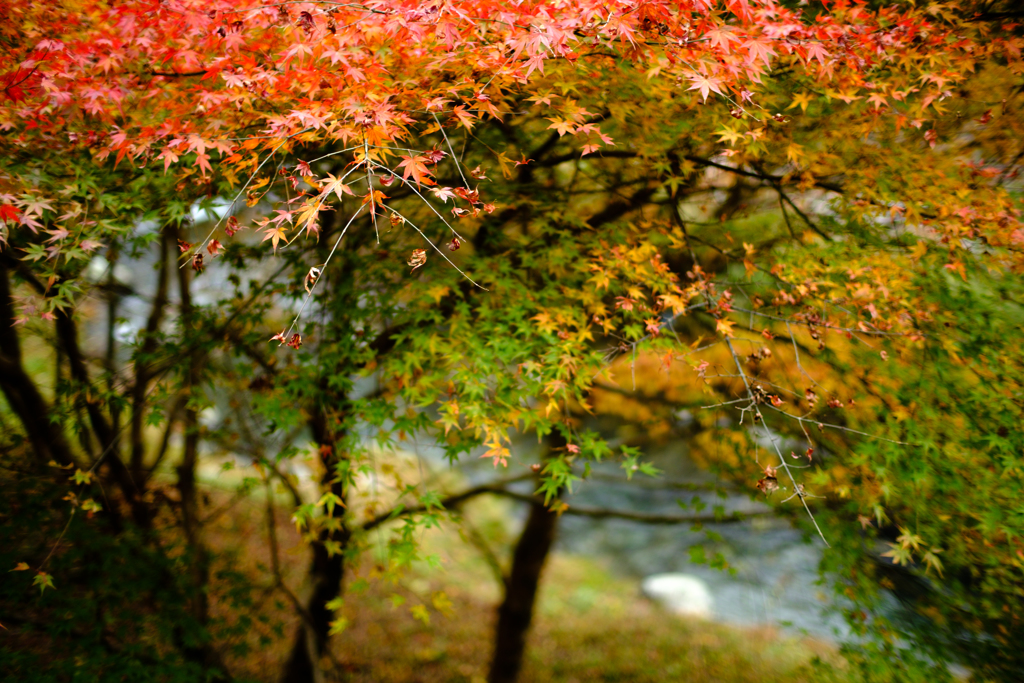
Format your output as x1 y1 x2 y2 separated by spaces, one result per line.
641 573 714 618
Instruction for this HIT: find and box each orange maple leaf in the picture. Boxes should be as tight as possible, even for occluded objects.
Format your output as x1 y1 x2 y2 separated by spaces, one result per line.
396 155 435 186
451 105 476 130
320 173 355 201
546 118 576 136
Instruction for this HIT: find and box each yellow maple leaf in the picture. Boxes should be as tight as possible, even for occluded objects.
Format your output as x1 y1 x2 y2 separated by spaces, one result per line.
825 89 862 104
293 201 321 237
923 548 944 577
480 441 509 468
786 92 813 113
910 241 928 262
716 126 744 146
261 225 288 252
532 311 557 333
427 284 450 303
546 118 575 136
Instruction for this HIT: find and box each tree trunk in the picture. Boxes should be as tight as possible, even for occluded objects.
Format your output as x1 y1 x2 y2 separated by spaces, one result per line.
279 205 354 683
279 539 345 683
174 244 230 681
0 263 77 470
488 433 566 683
487 499 560 683
280 409 349 683
130 230 170 483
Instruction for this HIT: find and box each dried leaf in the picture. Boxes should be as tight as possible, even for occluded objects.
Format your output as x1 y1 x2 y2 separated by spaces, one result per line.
408 248 427 271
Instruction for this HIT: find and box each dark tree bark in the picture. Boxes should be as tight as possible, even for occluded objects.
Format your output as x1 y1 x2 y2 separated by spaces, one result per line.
1 247 158 528
174 238 231 681
0 263 78 470
131 230 170 483
54 289 152 528
487 498 560 683
281 208 352 683
488 433 566 683
280 408 350 683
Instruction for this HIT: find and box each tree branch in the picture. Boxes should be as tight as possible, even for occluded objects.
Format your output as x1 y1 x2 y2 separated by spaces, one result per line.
495 489 770 524
360 473 535 532
360 471 768 532
131 230 171 482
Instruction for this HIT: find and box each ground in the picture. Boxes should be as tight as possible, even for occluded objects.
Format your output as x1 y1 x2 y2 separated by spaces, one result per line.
203 467 847 683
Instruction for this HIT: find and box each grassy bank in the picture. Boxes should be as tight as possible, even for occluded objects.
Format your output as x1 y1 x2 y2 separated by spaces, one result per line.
331 552 843 683
207 485 845 683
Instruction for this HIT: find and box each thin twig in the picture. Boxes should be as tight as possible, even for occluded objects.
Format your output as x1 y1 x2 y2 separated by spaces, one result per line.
732 306 919 338
188 128 313 262
762 404 908 445
371 174 486 289
724 337 830 547
278 203 366 343
38 508 75 570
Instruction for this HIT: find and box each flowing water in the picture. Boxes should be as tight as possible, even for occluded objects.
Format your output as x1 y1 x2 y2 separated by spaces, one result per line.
461 436 849 640
553 448 848 638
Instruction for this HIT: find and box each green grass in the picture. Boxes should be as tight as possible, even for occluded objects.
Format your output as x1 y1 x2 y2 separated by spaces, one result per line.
186 448 852 683
218 492 848 683
324 543 845 683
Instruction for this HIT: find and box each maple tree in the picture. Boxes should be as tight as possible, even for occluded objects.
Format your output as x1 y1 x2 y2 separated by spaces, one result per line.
2 0 1024 681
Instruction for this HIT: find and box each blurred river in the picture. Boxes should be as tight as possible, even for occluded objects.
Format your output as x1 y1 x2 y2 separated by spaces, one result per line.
455 435 848 641
555 444 847 638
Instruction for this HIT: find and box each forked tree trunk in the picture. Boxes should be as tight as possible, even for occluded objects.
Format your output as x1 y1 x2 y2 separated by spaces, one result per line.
280 539 346 683
0 263 77 470
488 434 566 683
